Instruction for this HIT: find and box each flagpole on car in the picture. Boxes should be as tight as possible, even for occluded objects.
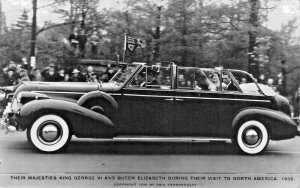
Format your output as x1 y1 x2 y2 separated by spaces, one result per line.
123 33 127 63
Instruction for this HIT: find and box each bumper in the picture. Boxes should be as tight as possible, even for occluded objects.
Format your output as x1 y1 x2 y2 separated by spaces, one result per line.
0 103 17 133
294 118 300 136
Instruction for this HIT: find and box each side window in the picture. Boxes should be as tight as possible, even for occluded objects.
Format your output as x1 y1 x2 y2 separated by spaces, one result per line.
178 68 223 91
128 67 147 87
154 66 171 88
177 67 194 90
128 66 171 89
194 69 222 91
230 70 260 94
194 69 210 91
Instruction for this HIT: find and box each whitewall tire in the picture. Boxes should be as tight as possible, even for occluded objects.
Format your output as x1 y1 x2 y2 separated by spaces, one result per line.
236 120 269 155
27 114 70 153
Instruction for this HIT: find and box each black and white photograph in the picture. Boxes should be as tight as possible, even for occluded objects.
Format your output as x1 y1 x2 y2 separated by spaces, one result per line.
0 0 300 187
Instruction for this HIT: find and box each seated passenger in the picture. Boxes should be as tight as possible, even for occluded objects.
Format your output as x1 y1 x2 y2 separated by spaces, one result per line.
162 76 171 86
130 70 146 87
241 77 247 84
222 73 239 91
208 73 220 91
186 80 192 88
139 68 159 87
178 74 187 87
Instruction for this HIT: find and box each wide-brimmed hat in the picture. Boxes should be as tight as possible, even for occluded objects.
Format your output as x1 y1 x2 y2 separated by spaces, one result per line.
72 68 80 73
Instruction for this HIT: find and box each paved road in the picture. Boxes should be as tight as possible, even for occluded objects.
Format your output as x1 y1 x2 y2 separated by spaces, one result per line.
1 130 300 174
1 130 300 187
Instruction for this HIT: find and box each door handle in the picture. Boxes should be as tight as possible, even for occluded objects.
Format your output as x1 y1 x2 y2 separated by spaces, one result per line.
164 98 174 101
175 98 184 101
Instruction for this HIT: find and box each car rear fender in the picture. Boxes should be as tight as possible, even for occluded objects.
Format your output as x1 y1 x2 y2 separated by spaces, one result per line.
18 99 116 138
231 107 297 140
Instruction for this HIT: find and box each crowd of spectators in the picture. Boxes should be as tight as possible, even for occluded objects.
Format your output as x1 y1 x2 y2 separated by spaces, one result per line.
1 59 116 87
2 60 30 87
1 59 299 118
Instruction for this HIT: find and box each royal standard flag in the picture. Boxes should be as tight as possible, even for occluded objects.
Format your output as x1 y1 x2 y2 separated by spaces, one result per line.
125 35 146 52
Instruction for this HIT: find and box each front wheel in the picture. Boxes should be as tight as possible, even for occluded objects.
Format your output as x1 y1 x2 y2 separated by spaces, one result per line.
235 120 269 155
27 114 71 153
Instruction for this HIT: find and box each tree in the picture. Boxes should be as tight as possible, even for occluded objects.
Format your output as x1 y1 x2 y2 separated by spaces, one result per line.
52 0 100 31
247 0 260 80
131 0 169 62
163 0 197 65
12 10 31 55
0 10 32 67
30 0 37 62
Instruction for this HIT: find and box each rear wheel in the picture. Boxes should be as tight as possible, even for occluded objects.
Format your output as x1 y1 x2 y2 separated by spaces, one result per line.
27 114 71 153
235 120 269 155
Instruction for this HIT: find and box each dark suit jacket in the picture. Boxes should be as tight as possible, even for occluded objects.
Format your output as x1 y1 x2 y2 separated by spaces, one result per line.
226 82 239 91
68 33 79 48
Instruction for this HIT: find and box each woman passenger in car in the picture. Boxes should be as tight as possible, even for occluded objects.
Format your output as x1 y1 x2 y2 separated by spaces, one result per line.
208 73 221 91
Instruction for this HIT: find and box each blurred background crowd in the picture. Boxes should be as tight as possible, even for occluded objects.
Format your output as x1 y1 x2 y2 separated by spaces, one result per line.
1 58 117 85
1 56 299 118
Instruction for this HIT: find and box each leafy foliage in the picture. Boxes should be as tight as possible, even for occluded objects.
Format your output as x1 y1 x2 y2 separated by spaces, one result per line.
0 0 299 95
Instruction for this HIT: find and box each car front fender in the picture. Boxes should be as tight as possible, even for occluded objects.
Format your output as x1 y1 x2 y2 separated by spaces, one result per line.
232 107 297 140
17 99 116 138
77 90 118 110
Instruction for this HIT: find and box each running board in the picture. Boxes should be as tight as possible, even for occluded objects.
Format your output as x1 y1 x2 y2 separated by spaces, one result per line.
113 136 232 143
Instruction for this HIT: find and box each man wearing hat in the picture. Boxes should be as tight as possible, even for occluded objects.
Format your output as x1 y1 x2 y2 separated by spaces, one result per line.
3 67 18 86
42 63 58 82
69 68 83 82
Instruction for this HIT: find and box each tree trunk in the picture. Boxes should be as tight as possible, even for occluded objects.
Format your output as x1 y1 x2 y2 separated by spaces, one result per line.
281 60 287 96
30 0 37 68
181 4 187 66
196 0 204 66
248 0 260 80
153 6 161 63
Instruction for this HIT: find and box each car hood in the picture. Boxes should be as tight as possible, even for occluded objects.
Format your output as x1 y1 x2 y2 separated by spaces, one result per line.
20 81 121 93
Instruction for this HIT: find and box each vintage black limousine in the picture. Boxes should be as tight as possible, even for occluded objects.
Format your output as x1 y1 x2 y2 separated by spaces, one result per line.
1 62 299 155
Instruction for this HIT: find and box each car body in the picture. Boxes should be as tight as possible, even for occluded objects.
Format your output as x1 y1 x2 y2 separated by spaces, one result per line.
1 62 299 155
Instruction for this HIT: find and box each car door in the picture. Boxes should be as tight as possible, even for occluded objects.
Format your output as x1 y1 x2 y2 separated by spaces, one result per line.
172 67 223 137
217 70 274 137
118 65 175 136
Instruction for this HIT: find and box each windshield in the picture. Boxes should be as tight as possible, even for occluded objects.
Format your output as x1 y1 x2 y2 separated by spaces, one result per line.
110 64 140 85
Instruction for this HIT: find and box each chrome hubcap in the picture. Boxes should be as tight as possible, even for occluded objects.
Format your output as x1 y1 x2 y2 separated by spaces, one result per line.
245 129 259 145
243 128 260 146
41 124 58 141
37 121 62 145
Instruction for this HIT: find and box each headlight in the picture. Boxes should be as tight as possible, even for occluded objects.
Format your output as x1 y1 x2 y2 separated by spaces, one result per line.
11 98 19 113
16 92 23 103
